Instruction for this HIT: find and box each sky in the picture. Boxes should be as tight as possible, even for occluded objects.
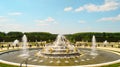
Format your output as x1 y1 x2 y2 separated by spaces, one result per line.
0 0 120 34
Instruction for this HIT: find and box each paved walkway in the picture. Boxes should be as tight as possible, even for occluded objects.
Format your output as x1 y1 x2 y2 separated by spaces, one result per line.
0 46 43 52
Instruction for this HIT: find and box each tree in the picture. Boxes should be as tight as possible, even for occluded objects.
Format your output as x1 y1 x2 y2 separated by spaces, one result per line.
0 32 6 42
6 32 23 42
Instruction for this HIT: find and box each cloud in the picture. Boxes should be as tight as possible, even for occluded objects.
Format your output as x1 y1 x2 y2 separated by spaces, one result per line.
78 20 86 24
8 12 23 16
97 14 120 22
74 0 120 12
0 24 23 32
85 0 119 12
0 15 23 32
75 7 84 12
0 16 12 22
35 17 57 26
64 7 73 12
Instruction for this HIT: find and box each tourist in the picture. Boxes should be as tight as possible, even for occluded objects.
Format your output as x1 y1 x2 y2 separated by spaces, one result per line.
104 45 106 47
7 44 11 50
29 44 32 48
12 45 14 49
36 43 39 47
111 45 113 48
16 44 19 48
1 45 4 50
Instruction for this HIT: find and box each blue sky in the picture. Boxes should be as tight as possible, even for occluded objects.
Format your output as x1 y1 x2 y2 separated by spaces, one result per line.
0 0 120 34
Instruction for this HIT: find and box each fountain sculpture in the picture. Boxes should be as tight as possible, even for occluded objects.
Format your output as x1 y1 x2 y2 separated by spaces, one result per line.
37 34 80 58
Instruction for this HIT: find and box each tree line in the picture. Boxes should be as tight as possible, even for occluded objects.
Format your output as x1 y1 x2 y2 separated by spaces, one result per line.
0 32 57 42
0 32 120 42
66 32 120 42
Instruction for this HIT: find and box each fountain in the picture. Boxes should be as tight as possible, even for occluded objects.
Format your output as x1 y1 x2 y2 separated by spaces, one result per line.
19 35 29 58
12 39 19 46
37 34 80 58
90 35 98 55
103 40 108 46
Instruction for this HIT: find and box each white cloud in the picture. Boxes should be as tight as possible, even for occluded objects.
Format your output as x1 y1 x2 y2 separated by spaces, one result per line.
8 12 23 16
74 0 120 12
78 20 86 24
0 16 13 23
97 14 120 22
35 17 57 26
84 4 99 12
64 7 73 12
0 15 23 32
45 17 55 22
0 24 23 32
75 7 84 12
5 24 22 29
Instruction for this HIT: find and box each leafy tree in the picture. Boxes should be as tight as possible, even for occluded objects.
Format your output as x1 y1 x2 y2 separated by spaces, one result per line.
0 31 120 42
0 32 6 42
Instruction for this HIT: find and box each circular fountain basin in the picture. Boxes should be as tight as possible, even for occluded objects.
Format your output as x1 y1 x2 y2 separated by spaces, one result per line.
0 48 120 66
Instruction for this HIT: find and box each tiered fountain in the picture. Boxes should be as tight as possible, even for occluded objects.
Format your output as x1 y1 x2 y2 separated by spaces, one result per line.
37 34 80 58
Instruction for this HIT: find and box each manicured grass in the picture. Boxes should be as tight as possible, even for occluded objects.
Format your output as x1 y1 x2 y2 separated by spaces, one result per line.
102 63 120 67
0 62 120 67
0 63 19 67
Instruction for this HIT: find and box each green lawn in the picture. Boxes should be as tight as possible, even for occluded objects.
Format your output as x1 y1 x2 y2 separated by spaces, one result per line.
102 63 120 67
0 62 120 67
0 63 19 67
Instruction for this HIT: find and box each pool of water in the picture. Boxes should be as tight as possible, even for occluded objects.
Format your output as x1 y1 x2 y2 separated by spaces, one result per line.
0 48 120 66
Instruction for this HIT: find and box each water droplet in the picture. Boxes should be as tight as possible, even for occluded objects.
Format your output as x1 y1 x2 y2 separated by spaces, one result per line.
28 58 32 60
92 57 95 59
39 60 43 62
81 59 85 61
57 60 61 63
75 60 78 63
49 61 53 63
86 59 90 60
33 59 37 62
65 60 69 63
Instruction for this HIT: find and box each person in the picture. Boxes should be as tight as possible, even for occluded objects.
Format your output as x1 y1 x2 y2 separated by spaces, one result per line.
29 44 32 48
36 43 39 47
1 45 4 50
16 44 19 48
12 45 14 49
111 45 113 47
9 44 11 47
7 44 11 50
98 44 100 47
